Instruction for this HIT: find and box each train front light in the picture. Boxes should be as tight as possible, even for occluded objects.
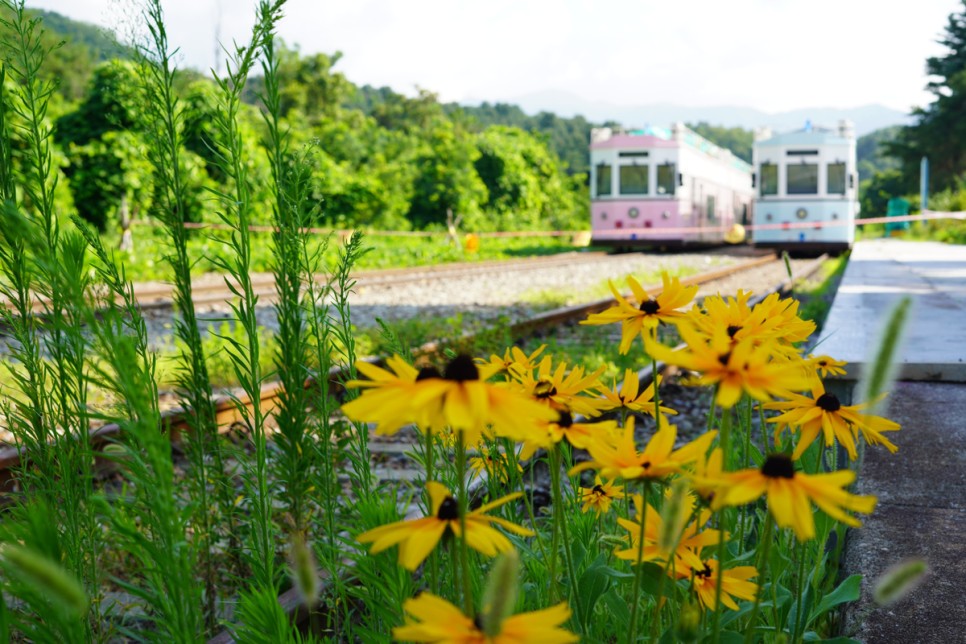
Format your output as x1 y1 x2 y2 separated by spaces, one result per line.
628 207 640 219
796 208 808 219
661 211 670 219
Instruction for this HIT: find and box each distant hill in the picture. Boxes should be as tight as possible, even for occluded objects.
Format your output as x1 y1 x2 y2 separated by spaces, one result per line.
499 89 911 138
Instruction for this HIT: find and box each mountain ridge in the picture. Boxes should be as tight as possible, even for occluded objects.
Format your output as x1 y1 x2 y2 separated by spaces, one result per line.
488 89 912 137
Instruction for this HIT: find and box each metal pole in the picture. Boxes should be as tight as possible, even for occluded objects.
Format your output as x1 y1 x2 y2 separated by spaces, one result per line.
920 157 929 211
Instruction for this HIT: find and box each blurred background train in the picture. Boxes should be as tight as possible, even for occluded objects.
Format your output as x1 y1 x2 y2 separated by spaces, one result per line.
589 120 858 254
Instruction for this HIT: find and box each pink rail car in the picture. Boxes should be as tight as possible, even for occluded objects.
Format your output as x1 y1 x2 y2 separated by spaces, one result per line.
590 124 754 248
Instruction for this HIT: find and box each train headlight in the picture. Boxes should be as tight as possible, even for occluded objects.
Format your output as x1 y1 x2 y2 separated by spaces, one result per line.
766 213 773 221
661 211 670 219
832 213 839 219
628 207 640 219
796 208 808 219
600 211 608 220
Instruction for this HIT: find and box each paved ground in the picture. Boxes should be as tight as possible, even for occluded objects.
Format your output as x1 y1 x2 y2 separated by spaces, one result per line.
816 239 966 643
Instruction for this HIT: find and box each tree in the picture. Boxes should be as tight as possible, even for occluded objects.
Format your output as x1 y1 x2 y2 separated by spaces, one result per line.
888 1 966 193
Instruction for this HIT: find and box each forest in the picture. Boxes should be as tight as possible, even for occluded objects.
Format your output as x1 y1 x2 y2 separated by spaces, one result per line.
6 4 966 241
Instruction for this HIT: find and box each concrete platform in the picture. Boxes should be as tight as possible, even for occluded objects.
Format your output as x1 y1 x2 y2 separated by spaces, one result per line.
817 239 966 382
814 240 966 643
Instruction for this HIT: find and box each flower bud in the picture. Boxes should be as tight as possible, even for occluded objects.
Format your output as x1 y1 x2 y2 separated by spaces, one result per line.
480 550 519 637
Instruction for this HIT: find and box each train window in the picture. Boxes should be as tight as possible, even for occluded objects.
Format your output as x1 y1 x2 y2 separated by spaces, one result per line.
787 163 818 194
760 163 778 196
657 164 676 196
596 164 612 196
619 165 649 195
827 163 846 194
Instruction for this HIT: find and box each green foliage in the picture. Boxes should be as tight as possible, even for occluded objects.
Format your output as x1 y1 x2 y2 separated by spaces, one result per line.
687 122 753 163
859 168 914 219
856 126 902 182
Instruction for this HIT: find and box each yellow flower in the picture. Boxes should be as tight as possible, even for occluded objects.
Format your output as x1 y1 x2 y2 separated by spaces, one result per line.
356 482 533 571
476 344 547 378
764 382 900 460
717 454 877 541
509 355 609 417
645 322 812 408
515 408 618 461
614 495 723 570
579 476 625 516
343 354 557 445
805 354 848 379
570 417 717 482
581 272 698 354
341 355 424 435
675 559 758 611
686 447 726 503
596 370 678 417
393 592 577 643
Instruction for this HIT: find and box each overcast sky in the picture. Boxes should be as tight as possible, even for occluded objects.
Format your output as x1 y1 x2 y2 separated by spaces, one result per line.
25 0 964 116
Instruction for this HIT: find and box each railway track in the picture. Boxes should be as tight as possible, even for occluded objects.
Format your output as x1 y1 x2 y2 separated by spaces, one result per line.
0 252 814 483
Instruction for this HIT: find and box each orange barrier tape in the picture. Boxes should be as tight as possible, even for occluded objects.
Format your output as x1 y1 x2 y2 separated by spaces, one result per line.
129 219 581 238
127 210 966 239
593 210 966 237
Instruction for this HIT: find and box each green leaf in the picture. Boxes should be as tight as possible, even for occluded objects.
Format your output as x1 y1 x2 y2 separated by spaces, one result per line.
600 589 631 625
811 574 862 620
576 558 613 622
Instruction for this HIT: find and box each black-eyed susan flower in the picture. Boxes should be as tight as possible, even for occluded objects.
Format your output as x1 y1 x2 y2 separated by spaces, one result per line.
806 354 848 379
476 344 547 378
764 382 900 460
343 354 558 445
581 271 698 353
514 408 619 460
614 495 723 570
579 475 624 516
596 370 678 417
356 481 533 571
570 417 717 482
508 355 609 417
645 322 812 408
393 592 577 643
674 559 758 611
717 454 877 541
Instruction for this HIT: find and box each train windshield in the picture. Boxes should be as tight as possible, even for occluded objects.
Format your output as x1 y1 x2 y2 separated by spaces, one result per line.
787 163 818 195
827 163 846 195
760 163 778 196
595 163 612 196
657 164 676 196
619 165 649 195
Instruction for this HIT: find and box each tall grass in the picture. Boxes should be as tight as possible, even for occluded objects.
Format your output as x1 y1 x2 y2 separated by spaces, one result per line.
134 0 230 628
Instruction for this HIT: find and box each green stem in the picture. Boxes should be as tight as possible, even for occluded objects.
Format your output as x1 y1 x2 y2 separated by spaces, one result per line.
426 429 439 595
793 539 807 643
743 514 774 644
553 446 583 633
627 480 652 644
456 430 472 614
710 506 727 644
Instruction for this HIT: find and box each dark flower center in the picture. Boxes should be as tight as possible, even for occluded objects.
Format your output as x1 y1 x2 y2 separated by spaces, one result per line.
437 496 460 520
639 299 661 315
818 360 828 367
556 410 573 428
444 355 479 382
816 392 841 412
416 366 442 381
727 325 742 338
533 380 557 399
694 563 713 579
761 454 795 479
718 351 732 367
592 484 606 496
